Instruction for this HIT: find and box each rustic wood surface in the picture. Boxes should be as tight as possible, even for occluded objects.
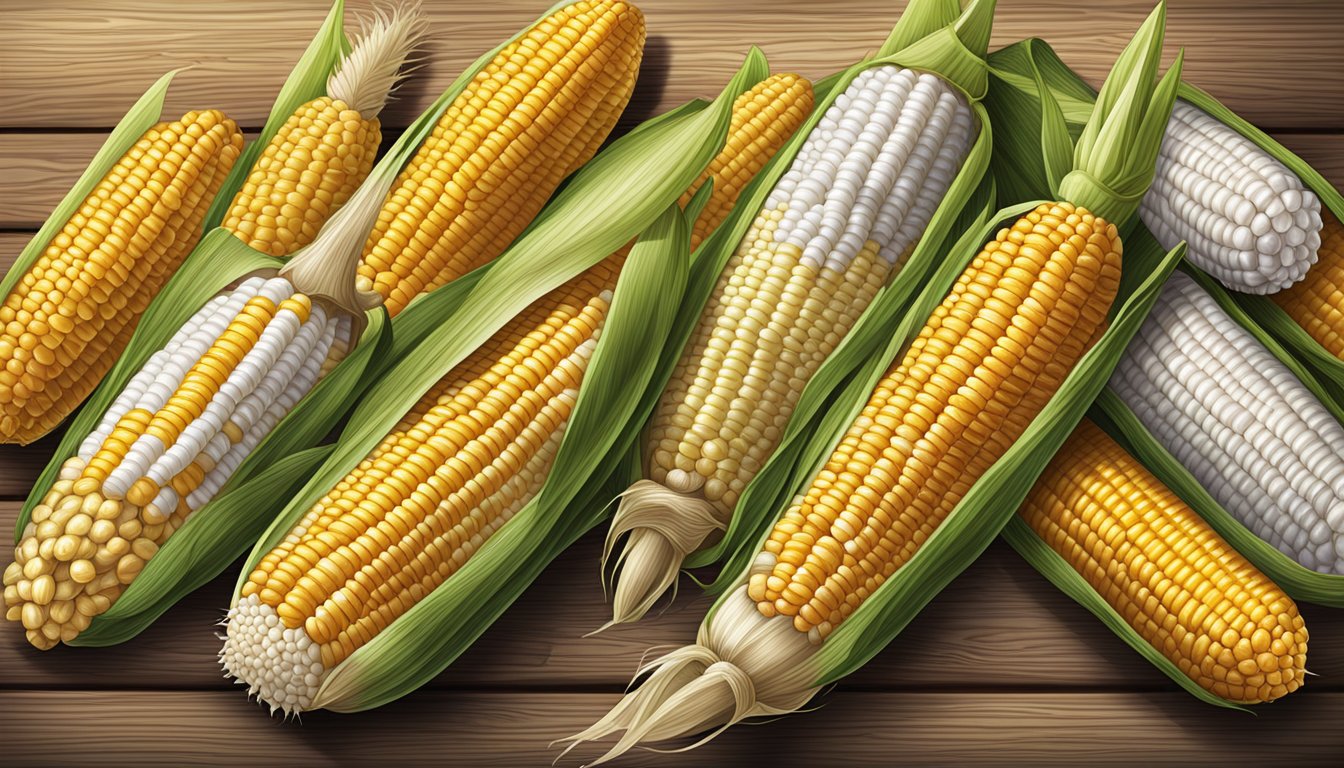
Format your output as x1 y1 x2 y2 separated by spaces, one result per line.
1 1 1341 766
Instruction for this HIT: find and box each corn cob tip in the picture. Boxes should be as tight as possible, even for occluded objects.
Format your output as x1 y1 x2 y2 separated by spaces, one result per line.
326 0 429 119
220 594 323 716
562 588 816 764
600 480 723 628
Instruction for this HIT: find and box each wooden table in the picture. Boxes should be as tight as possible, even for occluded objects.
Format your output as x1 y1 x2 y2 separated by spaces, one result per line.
1 1 1341 765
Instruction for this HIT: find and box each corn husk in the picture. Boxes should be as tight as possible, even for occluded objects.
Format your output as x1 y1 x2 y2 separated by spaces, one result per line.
225 51 774 712
988 28 1344 611
987 34 1344 411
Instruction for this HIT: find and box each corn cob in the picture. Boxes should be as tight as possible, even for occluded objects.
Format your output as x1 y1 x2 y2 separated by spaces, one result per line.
357 0 646 316
751 201 1121 641
0 111 244 444
606 63 975 626
1108 271 1344 574
221 4 426 256
1019 419 1308 703
1140 101 1323 294
219 76 808 713
1271 211 1344 359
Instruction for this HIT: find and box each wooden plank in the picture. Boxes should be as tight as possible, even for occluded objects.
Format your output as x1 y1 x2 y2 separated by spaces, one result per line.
1 129 1341 232
1 1 1341 130
1 690 1340 766
2 502 1340 692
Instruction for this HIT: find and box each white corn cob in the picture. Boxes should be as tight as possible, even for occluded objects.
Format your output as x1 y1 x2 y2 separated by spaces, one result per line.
1140 101 1323 294
605 66 976 626
1109 271 1344 574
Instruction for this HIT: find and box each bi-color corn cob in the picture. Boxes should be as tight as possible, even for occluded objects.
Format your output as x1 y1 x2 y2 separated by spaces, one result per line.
1109 271 1344 574
221 4 426 256
0 111 244 444
1271 211 1344 359
219 76 810 713
606 63 975 626
356 0 646 316
1019 419 1308 704
1140 101 1323 294
3 275 355 649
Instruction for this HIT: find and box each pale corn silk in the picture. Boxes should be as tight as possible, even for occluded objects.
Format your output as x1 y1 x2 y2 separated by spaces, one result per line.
1140 101 1323 294
1109 271 1344 574
609 65 976 625
3 275 352 649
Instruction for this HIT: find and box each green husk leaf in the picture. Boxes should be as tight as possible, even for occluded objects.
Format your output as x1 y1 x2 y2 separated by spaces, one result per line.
313 201 691 711
807 220 1186 685
202 0 352 230
0 70 178 303
234 50 774 601
1094 391 1344 608
69 445 336 646
1000 516 1246 710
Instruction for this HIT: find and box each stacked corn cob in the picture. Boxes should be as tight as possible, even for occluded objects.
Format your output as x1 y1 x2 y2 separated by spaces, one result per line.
605 49 977 629
1018 419 1308 704
566 4 1182 758
4 0 647 650
1 2 425 650
357 0 646 316
0 112 244 445
220 72 813 715
1140 101 1323 295
1108 271 1344 575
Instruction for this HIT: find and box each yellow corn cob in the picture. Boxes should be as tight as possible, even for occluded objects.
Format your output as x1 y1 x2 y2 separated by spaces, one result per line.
1019 419 1308 703
356 0 646 316
0 110 244 444
678 73 814 250
222 5 425 256
220 76 810 712
1271 211 1344 359
748 202 1122 642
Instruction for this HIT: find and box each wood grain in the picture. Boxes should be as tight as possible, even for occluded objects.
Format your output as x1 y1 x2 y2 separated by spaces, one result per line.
1 131 1340 232
2 690 1340 766
1 1 1341 130
2 503 1341 693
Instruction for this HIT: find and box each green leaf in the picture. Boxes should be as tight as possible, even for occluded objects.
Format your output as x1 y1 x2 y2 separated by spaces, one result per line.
312 201 692 711
1094 391 1344 608
1 71 178 303
202 0 351 231
1000 516 1247 711
1233 294 1344 411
